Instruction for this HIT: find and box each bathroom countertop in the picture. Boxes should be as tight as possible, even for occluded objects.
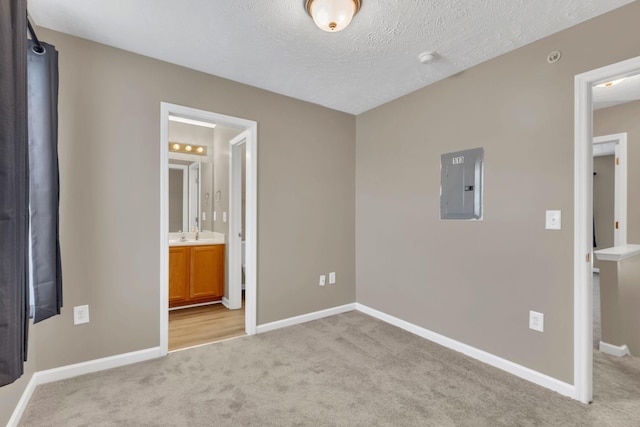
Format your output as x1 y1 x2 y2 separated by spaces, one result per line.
169 231 225 247
594 244 640 262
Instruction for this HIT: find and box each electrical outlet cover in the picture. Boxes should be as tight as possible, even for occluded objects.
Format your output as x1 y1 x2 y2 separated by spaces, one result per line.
329 272 336 284
74 305 90 325
319 275 326 286
529 310 544 332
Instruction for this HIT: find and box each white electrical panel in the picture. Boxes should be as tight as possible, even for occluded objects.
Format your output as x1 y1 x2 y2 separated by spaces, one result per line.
440 147 484 220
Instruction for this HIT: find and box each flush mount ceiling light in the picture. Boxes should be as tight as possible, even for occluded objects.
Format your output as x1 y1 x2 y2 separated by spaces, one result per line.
305 0 362 32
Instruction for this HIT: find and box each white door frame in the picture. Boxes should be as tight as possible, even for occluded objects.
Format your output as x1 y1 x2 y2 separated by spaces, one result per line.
227 131 249 310
574 55 640 404
160 102 258 355
592 133 627 247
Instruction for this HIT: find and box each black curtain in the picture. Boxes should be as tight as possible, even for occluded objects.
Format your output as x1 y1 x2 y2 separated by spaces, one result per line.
0 0 30 387
28 39 62 323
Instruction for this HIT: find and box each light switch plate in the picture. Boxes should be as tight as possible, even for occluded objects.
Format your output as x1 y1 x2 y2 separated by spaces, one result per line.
329 272 336 284
319 275 326 287
223 212 227 223
545 210 561 230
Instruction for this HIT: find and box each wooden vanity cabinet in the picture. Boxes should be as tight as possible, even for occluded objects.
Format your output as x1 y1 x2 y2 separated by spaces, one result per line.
169 244 225 308
169 247 190 305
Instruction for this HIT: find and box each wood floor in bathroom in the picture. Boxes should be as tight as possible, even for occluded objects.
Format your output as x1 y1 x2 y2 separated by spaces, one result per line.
169 302 245 351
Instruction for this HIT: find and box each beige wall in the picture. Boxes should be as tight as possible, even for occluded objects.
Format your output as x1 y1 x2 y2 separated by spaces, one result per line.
30 28 355 373
594 100 640 245
599 255 640 356
593 155 615 270
212 126 241 238
355 2 640 384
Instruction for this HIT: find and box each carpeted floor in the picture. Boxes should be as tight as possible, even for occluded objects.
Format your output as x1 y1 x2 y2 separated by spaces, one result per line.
19 311 640 426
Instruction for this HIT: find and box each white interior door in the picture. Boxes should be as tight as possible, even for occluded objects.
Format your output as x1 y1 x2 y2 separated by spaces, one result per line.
227 131 249 310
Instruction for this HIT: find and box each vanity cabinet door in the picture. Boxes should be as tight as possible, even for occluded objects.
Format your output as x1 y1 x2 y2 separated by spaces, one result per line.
190 244 224 300
169 247 190 306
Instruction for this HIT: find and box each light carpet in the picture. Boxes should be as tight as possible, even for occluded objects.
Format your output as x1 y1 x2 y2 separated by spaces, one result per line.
19 311 640 426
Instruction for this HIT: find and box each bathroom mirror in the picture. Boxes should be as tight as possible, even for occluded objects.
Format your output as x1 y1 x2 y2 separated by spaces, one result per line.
168 159 202 232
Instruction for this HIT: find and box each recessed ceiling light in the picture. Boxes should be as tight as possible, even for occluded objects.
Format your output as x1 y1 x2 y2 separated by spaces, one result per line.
168 116 217 129
596 78 626 88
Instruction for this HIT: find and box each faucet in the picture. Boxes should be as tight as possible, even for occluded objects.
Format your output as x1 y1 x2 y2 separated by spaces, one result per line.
180 230 186 242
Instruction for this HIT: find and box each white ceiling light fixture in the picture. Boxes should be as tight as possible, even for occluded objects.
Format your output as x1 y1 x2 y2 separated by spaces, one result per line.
305 0 362 32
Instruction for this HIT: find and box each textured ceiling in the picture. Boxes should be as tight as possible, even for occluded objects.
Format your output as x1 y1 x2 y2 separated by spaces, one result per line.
29 0 634 115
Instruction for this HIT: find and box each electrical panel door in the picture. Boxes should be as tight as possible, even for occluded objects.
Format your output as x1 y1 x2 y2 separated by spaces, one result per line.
440 147 484 220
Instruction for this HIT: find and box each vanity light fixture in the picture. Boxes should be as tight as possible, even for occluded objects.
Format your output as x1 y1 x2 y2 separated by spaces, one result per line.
168 142 207 156
305 0 362 32
596 78 626 88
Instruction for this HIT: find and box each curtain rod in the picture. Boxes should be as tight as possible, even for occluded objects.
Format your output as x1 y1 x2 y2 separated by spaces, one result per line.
27 13 45 54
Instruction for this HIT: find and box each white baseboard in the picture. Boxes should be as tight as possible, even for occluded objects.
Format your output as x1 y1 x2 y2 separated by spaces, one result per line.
6 373 38 427
222 297 231 309
355 303 576 399
599 341 630 357
256 303 357 334
8 347 161 426
35 347 162 385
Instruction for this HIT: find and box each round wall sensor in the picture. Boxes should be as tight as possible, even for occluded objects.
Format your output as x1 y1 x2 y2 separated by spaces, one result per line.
418 51 437 64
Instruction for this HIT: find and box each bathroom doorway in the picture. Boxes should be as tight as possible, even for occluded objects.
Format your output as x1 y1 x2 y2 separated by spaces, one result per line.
574 56 640 403
160 103 257 354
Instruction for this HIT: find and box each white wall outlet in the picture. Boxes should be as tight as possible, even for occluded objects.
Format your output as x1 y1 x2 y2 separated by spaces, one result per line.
74 305 90 325
319 275 326 287
329 272 336 285
529 310 544 332
545 210 561 230
223 211 227 223
202 211 206 221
